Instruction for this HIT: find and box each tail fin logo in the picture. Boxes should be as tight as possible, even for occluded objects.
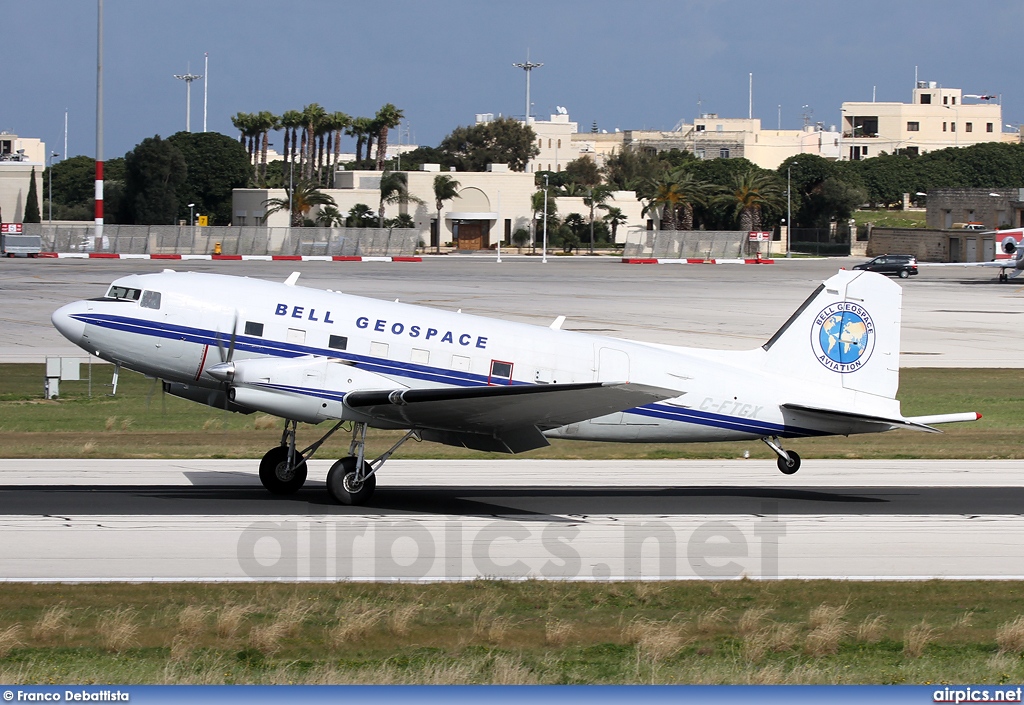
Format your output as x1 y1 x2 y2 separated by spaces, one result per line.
811 303 875 373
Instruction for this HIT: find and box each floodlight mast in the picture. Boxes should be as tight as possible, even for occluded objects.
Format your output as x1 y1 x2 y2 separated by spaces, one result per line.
174 67 204 132
513 52 543 122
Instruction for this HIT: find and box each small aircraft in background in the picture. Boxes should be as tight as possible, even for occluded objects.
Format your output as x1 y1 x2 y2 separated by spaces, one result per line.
51 268 979 505
923 230 1024 282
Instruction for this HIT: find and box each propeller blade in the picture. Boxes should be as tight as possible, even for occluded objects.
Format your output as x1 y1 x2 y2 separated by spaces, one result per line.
226 312 239 363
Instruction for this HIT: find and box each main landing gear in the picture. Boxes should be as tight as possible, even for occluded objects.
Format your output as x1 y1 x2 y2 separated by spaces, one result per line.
761 436 801 475
257 418 419 506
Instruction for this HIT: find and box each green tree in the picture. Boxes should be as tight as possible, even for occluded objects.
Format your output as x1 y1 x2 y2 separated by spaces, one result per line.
327 111 352 179
348 117 374 163
377 171 422 225
301 103 327 180
167 131 251 226
531 188 558 250
278 110 303 188
252 111 280 187
604 149 667 190
433 174 460 254
44 156 125 221
715 168 784 231
315 205 345 227
262 179 336 227
599 204 627 243
123 136 187 225
583 184 613 252
345 203 375 227
373 103 404 171
438 117 539 172
24 167 40 223
564 155 603 187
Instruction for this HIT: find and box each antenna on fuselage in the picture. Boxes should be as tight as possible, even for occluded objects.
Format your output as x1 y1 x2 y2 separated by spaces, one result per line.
284 272 300 286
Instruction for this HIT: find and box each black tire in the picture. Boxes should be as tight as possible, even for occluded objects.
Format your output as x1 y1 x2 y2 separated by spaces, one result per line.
898 269 910 279
326 456 376 505
777 450 801 475
258 445 307 494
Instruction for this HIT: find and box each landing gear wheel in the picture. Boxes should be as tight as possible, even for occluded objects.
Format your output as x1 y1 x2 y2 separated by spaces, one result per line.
259 445 307 494
777 450 801 475
327 456 376 505
898 269 910 279
1000 272 1009 283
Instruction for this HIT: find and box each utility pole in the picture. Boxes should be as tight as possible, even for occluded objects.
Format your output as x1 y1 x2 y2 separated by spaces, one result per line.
513 52 543 122
203 52 208 132
95 0 103 245
542 174 549 264
787 166 792 258
174 65 203 132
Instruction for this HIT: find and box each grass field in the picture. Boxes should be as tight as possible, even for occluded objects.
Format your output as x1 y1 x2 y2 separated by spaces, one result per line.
0 364 1018 460
854 209 928 229
2 581 1024 684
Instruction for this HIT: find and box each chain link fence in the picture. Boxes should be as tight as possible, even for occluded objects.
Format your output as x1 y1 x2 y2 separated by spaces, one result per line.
22 224 421 257
622 229 746 259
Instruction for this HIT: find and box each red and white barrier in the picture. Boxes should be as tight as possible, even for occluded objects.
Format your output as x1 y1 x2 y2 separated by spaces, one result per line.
37 253 422 262
622 257 775 265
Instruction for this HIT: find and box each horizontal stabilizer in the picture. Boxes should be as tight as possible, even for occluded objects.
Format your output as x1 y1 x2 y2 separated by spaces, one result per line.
345 381 677 439
782 403 941 433
905 412 982 425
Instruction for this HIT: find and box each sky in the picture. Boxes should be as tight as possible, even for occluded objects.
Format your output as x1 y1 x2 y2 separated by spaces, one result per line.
4 0 1023 162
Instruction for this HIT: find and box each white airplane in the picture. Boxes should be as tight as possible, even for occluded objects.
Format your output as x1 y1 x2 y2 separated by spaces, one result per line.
51 268 979 505
926 231 1024 282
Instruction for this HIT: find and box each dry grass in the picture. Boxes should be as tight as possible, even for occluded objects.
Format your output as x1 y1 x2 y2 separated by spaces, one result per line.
491 654 538 685
696 607 727 635
98 608 138 652
951 610 975 631
544 619 576 646
201 419 221 431
904 620 936 658
742 623 797 663
804 603 848 657
177 605 209 639
120 416 134 431
737 607 772 636
388 604 421 638
856 614 887 643
0 624 23 658
248 621 291 656
31 604 71 642
996 616 1024 654
329 603 385 645
623 617 687 663
253 415 278 430
215 603 254 640
81 441 96 453
104 416 117 431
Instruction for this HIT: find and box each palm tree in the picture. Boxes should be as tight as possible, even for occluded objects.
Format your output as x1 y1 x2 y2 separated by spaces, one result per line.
328 111 352 177
315 205 345 227
231 112 260 183
278 110 304 190
583 185 613 253
262 179 337 227
377 170 422 226
666 170 710 230
345 203 375 227
432 174 460 253
252 111 279 187
347 117 373 163
530 189 558 254
374 104 404 171
599 205 626 244
641 176 685 231
301 103 327 180
717 168 784 231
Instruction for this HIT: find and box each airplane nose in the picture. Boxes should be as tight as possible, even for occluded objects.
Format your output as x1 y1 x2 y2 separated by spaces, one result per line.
51 302 88 346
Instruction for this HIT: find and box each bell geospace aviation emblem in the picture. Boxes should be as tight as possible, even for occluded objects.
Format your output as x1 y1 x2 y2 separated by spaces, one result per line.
810 302 875 373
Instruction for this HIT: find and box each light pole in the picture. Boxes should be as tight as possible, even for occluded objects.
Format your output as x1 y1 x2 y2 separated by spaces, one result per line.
542 174 549 264
174 66 203 132
786 166 792 258
188 202 195 239
47 152 59 223
513 53 543 122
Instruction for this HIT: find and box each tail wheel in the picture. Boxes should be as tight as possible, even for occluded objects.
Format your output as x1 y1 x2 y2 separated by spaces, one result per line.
777 450 801 475
259 445 308 494
327 456 376 505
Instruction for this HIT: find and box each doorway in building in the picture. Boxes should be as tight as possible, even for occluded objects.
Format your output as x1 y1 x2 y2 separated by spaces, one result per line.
455 221 486 250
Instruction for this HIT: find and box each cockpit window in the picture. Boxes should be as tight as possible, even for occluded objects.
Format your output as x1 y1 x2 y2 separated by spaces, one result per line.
106 286 141 301
140 291 162 310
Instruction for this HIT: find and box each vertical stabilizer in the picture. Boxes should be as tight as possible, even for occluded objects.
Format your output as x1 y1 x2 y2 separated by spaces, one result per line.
761 270 902 398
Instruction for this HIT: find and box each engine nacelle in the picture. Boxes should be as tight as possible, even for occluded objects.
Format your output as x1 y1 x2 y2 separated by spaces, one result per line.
1002 236 1019 255
228 385 327 424
163 381 253 414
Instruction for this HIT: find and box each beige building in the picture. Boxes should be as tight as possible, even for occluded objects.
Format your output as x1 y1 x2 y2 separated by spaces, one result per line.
233 163 648 248
0 133 47 223
841 82 1003 160
622 117 842 170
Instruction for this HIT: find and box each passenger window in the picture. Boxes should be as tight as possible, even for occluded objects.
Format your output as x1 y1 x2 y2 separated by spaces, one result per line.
140 291 161 309
287 329 306 344
411 348 429 365
370 342 389 358
328 335 347 350
244 321 264 337
489 360 513 385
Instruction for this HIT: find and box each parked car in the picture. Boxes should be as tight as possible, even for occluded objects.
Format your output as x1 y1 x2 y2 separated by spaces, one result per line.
852 254 918 278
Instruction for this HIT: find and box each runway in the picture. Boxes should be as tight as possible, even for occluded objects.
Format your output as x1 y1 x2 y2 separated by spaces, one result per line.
3 459 1024 581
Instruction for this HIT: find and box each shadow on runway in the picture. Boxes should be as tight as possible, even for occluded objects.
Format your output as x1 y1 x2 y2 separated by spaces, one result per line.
0 484 1021 518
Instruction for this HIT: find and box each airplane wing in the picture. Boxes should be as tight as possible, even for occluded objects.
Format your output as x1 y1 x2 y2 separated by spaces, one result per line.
781 403 941 433
346 381 677 453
